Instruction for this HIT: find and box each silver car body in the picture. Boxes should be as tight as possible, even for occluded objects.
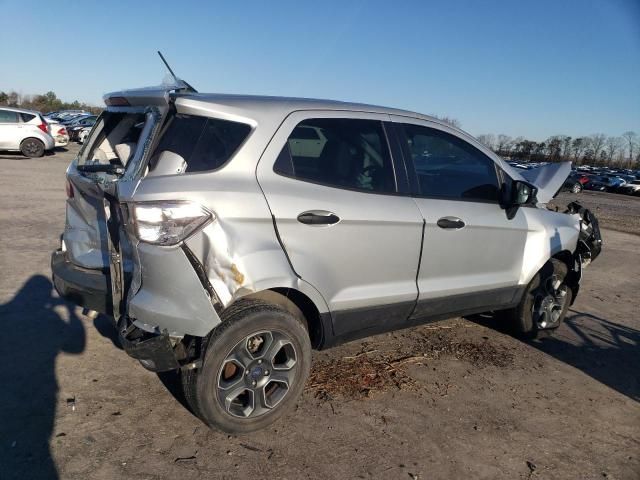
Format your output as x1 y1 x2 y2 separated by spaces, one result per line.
56 85 594 357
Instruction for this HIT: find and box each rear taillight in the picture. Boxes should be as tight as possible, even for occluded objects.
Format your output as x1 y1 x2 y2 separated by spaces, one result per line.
57 127 67 135
65 179 74 199
38 121 48 134
133 201 212 246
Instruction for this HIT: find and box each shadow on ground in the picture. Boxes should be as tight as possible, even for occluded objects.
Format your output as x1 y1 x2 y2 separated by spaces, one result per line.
470 309 640 402
0 275 85 480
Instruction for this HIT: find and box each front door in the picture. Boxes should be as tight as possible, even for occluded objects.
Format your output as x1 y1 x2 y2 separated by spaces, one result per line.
257 112 424 337
391 119 529 319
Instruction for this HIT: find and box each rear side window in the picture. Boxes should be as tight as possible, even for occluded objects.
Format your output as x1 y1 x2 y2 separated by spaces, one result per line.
20 113 36 122
401 124 500 201
0 110 19 123
152 114 251 173
274 118 396 193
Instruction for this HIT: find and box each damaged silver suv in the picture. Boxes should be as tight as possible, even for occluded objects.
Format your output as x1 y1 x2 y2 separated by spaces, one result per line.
51 81 601 433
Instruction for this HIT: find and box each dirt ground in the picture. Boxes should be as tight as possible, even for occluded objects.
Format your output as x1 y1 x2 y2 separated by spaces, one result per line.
1 145 638 480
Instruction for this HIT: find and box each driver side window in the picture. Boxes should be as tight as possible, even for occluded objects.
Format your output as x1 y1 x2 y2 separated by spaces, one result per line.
274 118 397 193
401 124 500 202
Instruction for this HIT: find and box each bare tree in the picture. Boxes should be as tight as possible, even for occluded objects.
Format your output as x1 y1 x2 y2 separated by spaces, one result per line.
588 134 606 160
496 134 513 155
622 131 638 163
605 136 623 163
476 134 496 150
571 137 587 163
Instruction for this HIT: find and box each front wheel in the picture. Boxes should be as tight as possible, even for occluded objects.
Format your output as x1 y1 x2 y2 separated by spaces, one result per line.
181 299 311 433
502 259 572 339
20 138 45 157
571 183 582 194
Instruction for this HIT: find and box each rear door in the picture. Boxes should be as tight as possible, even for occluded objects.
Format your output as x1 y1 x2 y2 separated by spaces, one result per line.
390 118 529 319
257 111 424 338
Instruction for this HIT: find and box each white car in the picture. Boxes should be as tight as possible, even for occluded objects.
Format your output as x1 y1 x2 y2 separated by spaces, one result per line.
78 126 91 144
619 180 640 195
44 118 70 147
0 107 55 157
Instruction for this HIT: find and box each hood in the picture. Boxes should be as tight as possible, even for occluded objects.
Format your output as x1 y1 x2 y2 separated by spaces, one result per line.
517 162 572 203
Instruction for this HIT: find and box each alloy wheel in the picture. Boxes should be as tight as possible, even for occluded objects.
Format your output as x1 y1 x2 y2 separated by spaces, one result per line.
531 275 568 330
217 330 297 418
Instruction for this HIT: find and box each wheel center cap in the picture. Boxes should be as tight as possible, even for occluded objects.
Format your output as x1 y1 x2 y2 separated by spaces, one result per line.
250 366 263 380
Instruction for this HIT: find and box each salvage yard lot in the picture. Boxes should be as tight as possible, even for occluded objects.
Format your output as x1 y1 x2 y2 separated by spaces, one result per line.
1 145 638 480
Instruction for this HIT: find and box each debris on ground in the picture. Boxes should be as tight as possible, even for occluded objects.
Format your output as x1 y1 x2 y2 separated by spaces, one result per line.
307 327 513 401
66 397 76 411
415 332 514 368
307 353 417 401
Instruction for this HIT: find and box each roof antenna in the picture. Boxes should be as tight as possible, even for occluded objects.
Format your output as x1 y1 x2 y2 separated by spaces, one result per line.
158 50 176 78
157 50 198 93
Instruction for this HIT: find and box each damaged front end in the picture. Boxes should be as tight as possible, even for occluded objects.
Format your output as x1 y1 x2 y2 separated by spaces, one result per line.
567 201 603 267
561 201 603 303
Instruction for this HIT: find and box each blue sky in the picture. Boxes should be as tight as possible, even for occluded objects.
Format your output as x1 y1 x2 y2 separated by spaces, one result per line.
1 0 638 140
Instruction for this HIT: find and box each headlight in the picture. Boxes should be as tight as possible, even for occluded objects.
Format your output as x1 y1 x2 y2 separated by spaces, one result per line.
133 201 213 246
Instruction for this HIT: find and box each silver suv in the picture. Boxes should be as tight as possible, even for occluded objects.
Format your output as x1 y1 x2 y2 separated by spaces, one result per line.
51 82 602 432
0 107 55 157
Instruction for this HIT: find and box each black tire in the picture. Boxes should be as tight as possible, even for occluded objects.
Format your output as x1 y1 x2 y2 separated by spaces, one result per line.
20 137 45 158
503 259 572 339
571 183 582 194
181 299 311 433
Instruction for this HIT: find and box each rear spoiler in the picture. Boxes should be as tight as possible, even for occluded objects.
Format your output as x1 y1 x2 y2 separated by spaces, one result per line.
103 82 193 108
104 52 197 108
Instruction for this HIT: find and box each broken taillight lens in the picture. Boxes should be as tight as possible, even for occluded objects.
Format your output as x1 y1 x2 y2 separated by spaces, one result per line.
133 201 213 246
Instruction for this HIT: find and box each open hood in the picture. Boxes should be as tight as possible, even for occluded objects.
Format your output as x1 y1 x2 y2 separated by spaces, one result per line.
517 162 571 204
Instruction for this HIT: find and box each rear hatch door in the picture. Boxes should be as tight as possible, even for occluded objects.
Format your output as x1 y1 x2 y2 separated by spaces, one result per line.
63 85 179 317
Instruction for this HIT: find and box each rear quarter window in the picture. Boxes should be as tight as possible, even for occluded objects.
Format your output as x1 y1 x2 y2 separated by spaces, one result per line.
152 114 251 173
20 113 36 122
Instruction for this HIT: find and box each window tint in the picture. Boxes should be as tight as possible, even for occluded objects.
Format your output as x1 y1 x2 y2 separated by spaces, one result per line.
152 114 251 173
0 110 19 123
401 124 500 201
274 118 396 193
20 113 36 122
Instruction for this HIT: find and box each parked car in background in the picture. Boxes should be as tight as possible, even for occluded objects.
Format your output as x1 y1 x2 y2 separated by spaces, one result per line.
78 126 91 144
51 82 602 433
67 115 97 141
44 118 69 147
562 172 588 193
0 107 55 157
584 175 608 191
619 180 640 196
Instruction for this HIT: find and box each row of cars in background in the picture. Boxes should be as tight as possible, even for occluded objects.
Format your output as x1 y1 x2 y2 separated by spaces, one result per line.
508 160 640 197
45 110 97 143
0 106 97 157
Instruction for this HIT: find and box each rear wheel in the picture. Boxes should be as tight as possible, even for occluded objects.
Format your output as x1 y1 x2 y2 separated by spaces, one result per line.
503 259 572 339
20 138 45 157
181 299 311 433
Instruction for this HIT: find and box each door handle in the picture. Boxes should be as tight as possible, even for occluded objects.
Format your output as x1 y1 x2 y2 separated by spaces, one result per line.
297 210 340 226
437 216 465 229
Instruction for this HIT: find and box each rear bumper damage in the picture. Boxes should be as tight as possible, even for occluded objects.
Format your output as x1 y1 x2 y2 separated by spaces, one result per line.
51 241 221 372
51 249 112 315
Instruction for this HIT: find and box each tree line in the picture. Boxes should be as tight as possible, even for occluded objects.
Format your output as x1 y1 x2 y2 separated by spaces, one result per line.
475 132 639 169
0 90 103 115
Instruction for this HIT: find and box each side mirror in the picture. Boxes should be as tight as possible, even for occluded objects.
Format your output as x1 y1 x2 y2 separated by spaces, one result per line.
512 180 537 205
501 180 537 219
